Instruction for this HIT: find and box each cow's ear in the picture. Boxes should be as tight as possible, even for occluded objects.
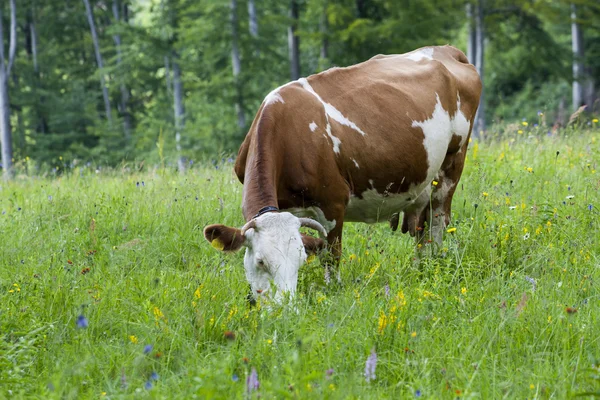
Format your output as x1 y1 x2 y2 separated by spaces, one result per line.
204 224 246 252
301 234 327 255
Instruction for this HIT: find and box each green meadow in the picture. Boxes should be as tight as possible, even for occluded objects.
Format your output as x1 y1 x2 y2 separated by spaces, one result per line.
1 129 599 399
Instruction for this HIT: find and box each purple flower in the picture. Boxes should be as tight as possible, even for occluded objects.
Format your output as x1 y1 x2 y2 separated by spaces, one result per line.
246 367 260 392
525 276 536 291
144 380 153 390
364 348 377 382
150 371 159 381
48 195 53 201
136 182 140 187
326 368 334 377
232 373 239 382
415 389 422 397
588 204 593 211
144 345 153 354
76 315 88 329
384 284 390 298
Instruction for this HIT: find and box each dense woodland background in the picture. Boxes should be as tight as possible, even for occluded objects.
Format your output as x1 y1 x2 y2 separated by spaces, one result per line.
0 0 598 177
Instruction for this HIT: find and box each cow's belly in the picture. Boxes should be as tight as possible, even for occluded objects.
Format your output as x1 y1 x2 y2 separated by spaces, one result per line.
344 182 427 223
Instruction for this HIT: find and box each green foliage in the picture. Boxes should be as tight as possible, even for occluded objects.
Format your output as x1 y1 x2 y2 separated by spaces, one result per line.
1 129 599 398
2 0 600 167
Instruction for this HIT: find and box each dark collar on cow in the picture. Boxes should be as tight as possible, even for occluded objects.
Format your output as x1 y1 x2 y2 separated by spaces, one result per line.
253 206 279 219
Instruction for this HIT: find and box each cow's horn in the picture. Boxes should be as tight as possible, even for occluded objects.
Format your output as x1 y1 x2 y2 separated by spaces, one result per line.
241 219 257 235
299 218 328 239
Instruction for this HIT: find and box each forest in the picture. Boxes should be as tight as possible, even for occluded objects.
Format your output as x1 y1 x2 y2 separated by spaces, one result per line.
0 0 598 178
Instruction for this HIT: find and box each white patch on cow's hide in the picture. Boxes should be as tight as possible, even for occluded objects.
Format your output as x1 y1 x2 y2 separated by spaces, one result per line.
242 212 307 302
411 93 470 185
309 121 318 132
345 188 418 223
453 94 471 147
264 89 285 106
287 206 336 234
326 123 341 153
264 81 296 106
298 78 367 136
405 47 434 62
352 158 360 168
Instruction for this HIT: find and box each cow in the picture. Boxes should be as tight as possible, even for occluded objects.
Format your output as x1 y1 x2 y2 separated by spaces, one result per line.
204 45 482 302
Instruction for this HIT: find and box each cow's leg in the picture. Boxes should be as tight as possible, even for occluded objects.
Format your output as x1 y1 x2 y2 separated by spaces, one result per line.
317 201 346 285
429 139 470 250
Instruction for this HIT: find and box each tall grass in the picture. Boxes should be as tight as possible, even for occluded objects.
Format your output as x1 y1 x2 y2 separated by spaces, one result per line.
1 130 598 398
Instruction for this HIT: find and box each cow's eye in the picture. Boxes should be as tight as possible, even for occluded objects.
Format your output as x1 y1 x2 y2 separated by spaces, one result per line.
257 259 266 269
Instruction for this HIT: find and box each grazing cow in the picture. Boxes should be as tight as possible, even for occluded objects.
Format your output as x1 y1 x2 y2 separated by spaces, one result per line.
205 45 481 301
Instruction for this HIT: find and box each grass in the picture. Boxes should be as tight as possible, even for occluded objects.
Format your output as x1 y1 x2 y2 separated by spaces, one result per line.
0 129 599 399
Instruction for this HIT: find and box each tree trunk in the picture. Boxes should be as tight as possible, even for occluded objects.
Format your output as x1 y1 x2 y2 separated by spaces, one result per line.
231 0 246 130
248 0 258 38
0 0 16 180
112 0 131 139
571 3 584 111
83 0 113 125
172 54 185 172
288 0 300 80
466 2 477 65
320 1 329 63
473 0 485 137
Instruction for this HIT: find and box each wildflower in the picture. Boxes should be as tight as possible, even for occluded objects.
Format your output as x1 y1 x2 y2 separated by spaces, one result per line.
144 345 153 354
76 315 89 329
446 227 456 233
150 372 159 381
593 118 599 123
326 368 334 378
432 180 438 186
482 192 488 197
588 204 592 211
384 284 390 298
461 287 467 295
537 111 543 116
48 195 53 201
523 232 530 240
566 195 575 199
232 374 239 382
129 335 138 344
415 389 422 397
518 130 523 134
411 331 417 338
522 121 528 127
247 367 260 392
525 276 536 291
530 384 535 390
364 348 377 382
144 381 153 390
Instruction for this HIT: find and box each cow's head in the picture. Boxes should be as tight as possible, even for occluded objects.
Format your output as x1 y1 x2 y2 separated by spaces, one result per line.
204 212 327 302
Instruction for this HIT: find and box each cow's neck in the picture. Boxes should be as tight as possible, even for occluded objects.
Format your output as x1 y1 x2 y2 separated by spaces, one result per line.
241 150 279 221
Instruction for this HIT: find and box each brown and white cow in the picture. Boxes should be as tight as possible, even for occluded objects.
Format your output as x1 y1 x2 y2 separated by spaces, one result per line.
205 45 481 302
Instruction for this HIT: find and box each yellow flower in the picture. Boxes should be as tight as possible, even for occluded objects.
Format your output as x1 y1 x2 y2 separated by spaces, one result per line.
522 121 528 126
194 284 204 299
378 311 388 334
329 383 336 391
593 118 599 123
461 287 467 295
518 129 524 134
153 307 164 319
307 254 316 264
129 335 138 344
411 331 417 338
482 192 488 197
267 339 273 344
446 227 457 233
432 180 438 186
348 254 357 261
530 384 535 390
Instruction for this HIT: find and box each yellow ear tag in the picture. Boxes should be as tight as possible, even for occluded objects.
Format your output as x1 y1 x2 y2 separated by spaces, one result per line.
307 254 316 264
211 239 225 251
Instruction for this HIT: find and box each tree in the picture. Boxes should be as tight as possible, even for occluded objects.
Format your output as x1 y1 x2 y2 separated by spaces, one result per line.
231 0 245 130
0 0 16 179
83 0 113 125
288 0 300 80
112 0 131 138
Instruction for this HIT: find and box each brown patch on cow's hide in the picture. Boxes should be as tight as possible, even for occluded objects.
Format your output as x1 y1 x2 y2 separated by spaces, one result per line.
203 224 245 252
301 234 327 255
